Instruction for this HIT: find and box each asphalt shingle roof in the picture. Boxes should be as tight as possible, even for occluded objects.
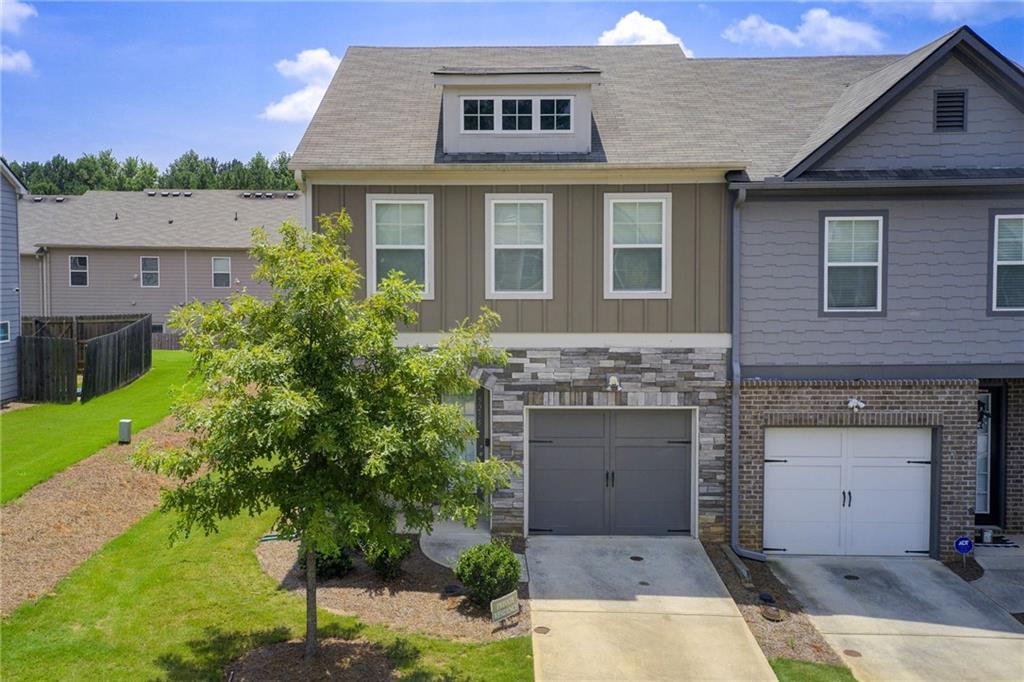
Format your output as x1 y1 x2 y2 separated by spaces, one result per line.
19 190 303 254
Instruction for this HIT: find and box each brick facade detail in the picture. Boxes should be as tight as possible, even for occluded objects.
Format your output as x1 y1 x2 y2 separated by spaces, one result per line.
739 379 978 560
1005 379 1024 534
475 347 731 543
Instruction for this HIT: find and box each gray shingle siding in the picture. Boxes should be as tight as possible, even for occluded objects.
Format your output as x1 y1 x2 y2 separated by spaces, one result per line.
739 197 1024 367
819 54 1024 171
1 179 21 401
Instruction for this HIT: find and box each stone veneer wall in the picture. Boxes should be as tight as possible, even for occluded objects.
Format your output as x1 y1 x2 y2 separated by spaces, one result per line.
474 347 731 542
1005 379 1024 534
739 379 978 560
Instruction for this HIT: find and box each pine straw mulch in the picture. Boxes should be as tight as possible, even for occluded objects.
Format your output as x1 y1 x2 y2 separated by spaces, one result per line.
704 542 843 666
256 537 530 642
0 417 182 615
226 637 400 681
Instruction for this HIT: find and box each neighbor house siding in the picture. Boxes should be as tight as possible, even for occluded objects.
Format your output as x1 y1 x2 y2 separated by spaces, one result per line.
19 255 42 316
314 183 730 334
740 197 1024 367
1 180 21 401
820 54 1024 171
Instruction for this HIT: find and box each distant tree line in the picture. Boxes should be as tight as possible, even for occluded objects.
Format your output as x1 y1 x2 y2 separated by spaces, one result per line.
7 149 298 195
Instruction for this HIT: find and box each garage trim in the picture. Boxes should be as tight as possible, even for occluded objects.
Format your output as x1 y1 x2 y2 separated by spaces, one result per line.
522 405 700 539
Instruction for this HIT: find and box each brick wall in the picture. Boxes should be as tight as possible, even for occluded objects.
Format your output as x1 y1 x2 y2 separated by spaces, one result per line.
1005 379 1024 534
476 347 731 543
739 379 978 560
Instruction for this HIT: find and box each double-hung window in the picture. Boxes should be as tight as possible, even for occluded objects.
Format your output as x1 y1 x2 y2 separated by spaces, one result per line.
822 214 885 314
604 193 672 299
69 255 88 287
0 321 9 343
485 194 552 299
367 194 434 299
993 213 1024 312
140 256 160 288
212 256 231 288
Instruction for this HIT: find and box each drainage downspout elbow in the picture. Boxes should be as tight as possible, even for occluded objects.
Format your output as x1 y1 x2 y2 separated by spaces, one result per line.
730 187 766 563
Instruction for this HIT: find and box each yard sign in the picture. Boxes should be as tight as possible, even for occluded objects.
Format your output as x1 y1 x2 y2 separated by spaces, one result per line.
490 590 520 623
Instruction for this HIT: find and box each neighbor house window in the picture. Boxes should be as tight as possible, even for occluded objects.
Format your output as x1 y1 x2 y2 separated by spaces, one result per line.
604 193 672 299
460 96 573 134
822 214 885 314
69 255 88 287
212 257 231 288
140 256 160 288
485 194 552 299
462 98 495 132
993 213 1024 312
0 321 9 343
152 323 164 334
501 98 533 131
367 194 434 299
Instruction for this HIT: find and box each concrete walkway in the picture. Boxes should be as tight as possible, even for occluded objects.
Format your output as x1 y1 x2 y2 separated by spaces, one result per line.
773 557 1024 682
972 535 1024 614
416 516 529 581
526 536 775 681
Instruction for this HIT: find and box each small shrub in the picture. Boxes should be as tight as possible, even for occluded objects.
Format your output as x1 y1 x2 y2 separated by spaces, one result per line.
454 541 521 606
299 542 354 581
363 538 412 580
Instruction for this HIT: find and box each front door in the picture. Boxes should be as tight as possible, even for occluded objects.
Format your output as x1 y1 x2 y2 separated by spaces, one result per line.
975 387 1005 528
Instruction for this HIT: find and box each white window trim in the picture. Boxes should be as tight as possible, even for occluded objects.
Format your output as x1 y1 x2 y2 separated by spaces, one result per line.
459 95 575 135
485 193 554 300
0 321 9 343
823 215 884 313
140 256 160 288
211 256 232 289
993 213 1024 312
69 254 89 288
366 194 435 300
603 193 672 300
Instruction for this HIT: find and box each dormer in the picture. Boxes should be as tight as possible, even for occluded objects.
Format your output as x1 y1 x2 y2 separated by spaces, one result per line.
433 65 601 155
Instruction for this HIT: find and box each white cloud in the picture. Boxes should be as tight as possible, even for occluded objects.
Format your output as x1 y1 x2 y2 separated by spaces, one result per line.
723 8 885 53
262 48 341 122
598 11 694 57
1 46 32 73
1 0 36 33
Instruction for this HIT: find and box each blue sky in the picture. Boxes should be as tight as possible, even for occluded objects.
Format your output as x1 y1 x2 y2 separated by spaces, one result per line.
2 1 1022 168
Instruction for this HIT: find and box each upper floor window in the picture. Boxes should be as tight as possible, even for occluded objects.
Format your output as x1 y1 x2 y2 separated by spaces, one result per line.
604 193 672 299
69 255 88 287
0 321 9 343
993 213 1024 312
140 256 160 288
462 99 494 131
485 194 552 299
460 96 573 134
934 89 966 132
540 98 572 130
822 214 885 315
212 256 231 288
367 194 434 300
502 98 533 131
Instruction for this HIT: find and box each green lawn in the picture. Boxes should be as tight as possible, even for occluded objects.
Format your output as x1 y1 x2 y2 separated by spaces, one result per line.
772 657 857 682
0 508 533 680
0 350 192 503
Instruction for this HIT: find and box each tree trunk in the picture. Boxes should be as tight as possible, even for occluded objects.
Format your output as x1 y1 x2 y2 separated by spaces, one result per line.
305 546 318 660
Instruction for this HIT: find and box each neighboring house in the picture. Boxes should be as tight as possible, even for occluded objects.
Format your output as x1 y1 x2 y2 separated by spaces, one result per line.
1 160 28 403
290 25 1023 559
19 190 302 329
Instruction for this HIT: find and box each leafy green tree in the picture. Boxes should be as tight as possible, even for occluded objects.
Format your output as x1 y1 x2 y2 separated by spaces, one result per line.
116 156 159 191
272 151 294 189
245 151 274 189
136 212 513 659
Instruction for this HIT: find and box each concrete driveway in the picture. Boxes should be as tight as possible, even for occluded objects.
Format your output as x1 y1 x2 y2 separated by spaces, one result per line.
773 557 1024 682
526 536 775 681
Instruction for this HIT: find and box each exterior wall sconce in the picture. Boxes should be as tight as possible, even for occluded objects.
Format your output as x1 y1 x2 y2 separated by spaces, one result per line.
847 397 866 412
607 374 621 391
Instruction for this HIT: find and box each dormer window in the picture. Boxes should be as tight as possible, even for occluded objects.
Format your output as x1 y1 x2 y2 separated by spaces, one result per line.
502 99 533 131
463 99 494 131
459 96 574 134
540 98 572 131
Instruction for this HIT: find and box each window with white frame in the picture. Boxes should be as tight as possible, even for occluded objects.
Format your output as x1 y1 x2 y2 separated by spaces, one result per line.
604 193 671 299
823 216 884 313
993 214 1024 311
367 195 434 299
140 256 160 288
212 256 231 288
462 98 495 131
501 98 533 131
486 194 552 299
69 255 88 287
0 321 9 343
460 96 573 134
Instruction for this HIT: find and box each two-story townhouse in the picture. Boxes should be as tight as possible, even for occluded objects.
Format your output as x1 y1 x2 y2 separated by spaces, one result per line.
1 159 28 403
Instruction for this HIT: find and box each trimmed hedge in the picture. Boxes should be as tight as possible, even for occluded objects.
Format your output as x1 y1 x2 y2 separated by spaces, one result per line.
454 541 521 606
363 538 412 580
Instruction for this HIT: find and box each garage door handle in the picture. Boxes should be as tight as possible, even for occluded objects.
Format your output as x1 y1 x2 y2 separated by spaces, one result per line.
842 490 847 507
605 471 609 487
848 491 852 507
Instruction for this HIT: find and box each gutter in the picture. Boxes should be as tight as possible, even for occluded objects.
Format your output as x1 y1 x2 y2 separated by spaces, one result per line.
729 176 1024 191
730 187 766 563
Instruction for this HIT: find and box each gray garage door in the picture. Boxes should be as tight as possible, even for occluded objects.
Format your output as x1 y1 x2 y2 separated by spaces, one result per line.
528 410 692 535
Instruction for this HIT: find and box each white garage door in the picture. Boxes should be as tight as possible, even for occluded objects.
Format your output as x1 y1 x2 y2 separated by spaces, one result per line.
763 428 932 556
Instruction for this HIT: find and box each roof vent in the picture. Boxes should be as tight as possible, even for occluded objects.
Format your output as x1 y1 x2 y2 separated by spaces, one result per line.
243 192 251 198
33 196 43 202
266 192 274 199
935 90 966 132
55 196 65 202
172 191 181 197
147 190 157 197
286 192 295 199
255 192 263 198
161 191 170 197
183 191 192 197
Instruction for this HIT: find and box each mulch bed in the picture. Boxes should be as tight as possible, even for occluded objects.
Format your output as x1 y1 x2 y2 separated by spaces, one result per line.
0 417 182 615
704 542 843 666
944 556 984 582
256 536 530 642
226 637 399 681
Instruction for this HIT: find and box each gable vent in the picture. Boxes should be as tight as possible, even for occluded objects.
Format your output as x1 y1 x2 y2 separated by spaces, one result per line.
934 90 966 132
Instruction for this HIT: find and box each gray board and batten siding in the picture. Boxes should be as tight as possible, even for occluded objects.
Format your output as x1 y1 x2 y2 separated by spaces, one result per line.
313 183 730 334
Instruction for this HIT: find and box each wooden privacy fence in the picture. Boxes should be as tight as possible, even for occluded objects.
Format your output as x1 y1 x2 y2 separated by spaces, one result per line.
21 314 150 371
81 316 153 402
17 335 78 403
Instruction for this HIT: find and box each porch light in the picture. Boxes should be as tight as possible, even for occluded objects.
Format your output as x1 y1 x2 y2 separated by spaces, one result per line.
607 374 621 391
